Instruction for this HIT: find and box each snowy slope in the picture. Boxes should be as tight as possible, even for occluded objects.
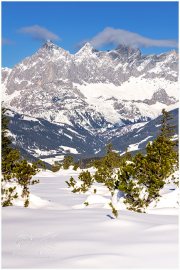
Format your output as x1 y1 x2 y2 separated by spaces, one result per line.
6 108 178 162
1 41 178 161
2 168 179 268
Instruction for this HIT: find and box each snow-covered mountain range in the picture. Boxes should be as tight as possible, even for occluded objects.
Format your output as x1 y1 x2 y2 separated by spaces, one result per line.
2 41 179 162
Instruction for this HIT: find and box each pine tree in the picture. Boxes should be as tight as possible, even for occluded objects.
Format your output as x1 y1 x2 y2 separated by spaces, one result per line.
2 108 20 180
109 202 118 218
161 109 176 138
63 155 74 169
94 143 121 193
73 162 79 171
145 109 178 193
51 161 62 172
12 160 40 207
118 109 178 212
78 170 93 192
65 176 76 188
1 107 41 207
2 107 11 156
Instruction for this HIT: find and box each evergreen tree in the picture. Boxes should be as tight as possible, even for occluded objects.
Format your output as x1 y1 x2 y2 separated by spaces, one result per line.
161 108 176 138
118 109 178 212
94 143 121 193
12 160 40 207
2 107 11 156
2 108 20 180
65 176 76 188
63 155 74 169
66 170 94 193
73 162 79 171
65 109 178 215
109 202 118 218
1 107 41 207
51 161 62 172
78 170 93 192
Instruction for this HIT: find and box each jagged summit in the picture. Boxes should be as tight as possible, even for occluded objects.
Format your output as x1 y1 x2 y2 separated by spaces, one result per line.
82 42 93 49
42 40 60 50
1 37 178 160
75 42 96 55
2 37 178 125
38 40 70 58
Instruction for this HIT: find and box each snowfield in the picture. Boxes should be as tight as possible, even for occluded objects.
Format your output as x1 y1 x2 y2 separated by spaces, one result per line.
2 168 179 268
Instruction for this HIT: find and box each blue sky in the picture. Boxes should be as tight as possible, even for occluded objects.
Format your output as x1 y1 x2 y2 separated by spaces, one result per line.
2 1 178 67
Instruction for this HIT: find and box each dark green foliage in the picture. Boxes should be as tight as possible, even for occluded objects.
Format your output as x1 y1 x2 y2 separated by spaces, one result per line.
66 109 178 216
51 161 62 172
84 201 89 206
2 107 11 156
94 143 121 192
73 163 79 171
1 186 18 207
78 170 93 187
171 174 179 187
63 155 74 169
75 170 94 193
109 202 118 218
118 158 145 212
161 108 175 138
122 149 132 163
2 149 20 181
66 176 76 188
72 187 81 193
1 107 41 207
67 170 94 193
12 160 40 207
118 109 178 212
2 108 20 180
24 199 30 208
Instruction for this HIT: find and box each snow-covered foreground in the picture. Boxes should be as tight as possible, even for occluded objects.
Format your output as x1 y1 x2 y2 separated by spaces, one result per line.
2 168 179 268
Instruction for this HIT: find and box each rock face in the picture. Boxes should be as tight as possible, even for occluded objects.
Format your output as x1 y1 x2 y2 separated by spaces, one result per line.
2 41 178 161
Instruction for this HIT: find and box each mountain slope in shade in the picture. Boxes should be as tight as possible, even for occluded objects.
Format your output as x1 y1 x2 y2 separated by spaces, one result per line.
6 108 178 164
109 108 178 155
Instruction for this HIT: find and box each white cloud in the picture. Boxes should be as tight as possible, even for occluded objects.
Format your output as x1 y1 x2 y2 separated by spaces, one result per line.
18 25 60 41
88 27 178 49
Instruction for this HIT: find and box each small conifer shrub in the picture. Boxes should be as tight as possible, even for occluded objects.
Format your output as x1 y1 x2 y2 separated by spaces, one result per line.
63 155 74 169
109 202 118 218
66 176 76 188
1 107 41 207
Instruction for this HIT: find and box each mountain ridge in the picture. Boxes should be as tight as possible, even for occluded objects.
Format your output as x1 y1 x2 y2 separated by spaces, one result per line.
2 41 178 162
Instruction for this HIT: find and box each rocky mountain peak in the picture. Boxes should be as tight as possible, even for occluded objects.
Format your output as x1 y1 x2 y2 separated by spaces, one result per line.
75 42 96 57
38 40 70 59
42 40 59 50
143 88 177 106
115 44 141 58
2 39 178 129
1 39 178 161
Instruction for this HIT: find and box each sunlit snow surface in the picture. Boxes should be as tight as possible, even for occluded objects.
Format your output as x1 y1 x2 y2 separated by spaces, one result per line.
2 168 179 268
